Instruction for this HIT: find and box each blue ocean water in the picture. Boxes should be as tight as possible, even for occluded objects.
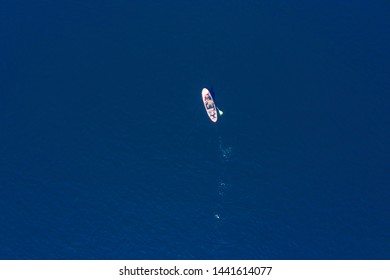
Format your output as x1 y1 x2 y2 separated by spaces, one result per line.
0 0 389 259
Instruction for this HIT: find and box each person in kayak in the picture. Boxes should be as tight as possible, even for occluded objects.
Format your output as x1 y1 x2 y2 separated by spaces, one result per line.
205 94 215 109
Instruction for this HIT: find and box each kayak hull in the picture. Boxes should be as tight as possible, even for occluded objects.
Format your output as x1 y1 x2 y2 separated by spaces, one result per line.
201 88 218 122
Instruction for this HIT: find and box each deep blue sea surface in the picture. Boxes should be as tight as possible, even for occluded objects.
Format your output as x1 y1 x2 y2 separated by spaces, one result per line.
1 0 389 259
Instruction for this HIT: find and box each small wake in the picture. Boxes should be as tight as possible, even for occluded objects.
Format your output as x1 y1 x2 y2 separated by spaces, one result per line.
218 136 232 162
213 137 233 220
216 177 230 197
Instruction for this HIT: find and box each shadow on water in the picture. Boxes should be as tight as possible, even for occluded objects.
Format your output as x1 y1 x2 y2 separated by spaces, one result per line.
208 86 217 101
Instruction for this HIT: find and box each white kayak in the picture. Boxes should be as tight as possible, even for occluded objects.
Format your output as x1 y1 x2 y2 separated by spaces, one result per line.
201 88 218 122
